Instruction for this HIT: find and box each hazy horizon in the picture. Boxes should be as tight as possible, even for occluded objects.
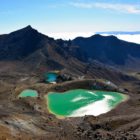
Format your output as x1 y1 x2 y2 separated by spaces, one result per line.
0 0 140 37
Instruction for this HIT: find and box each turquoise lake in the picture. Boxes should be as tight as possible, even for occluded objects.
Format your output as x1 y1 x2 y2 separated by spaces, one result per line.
44 72 58 83
46 89 128 118
18 89 38 98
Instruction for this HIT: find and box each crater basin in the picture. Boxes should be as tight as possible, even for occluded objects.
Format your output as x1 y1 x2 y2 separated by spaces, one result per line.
46 89 128 118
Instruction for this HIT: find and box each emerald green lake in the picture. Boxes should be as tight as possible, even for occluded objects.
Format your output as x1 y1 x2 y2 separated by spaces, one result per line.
46 89 128 117
18 89 38 98
44 72 58 83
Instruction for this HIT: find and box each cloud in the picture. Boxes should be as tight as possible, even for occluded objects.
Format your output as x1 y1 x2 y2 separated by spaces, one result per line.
70 2 140 14
47 32 94 40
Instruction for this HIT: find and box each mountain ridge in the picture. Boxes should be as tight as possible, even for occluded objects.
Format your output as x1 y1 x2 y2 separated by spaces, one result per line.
0 26 140 72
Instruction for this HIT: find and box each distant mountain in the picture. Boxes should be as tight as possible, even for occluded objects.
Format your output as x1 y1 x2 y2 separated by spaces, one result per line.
96 31 140 35
0 26 140 78
72 34 140 68
0 25 53 60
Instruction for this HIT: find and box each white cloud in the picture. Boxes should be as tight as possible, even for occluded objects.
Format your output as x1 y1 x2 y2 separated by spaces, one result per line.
70 2 140 14
47 32 94 40
116 35 140 44
47 32 140 44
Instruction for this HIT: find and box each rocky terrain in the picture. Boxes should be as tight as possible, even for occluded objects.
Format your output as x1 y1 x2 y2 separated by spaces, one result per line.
0 26 140 140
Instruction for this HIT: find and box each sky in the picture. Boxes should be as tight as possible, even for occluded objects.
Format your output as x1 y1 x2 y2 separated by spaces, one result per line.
0 0 140 39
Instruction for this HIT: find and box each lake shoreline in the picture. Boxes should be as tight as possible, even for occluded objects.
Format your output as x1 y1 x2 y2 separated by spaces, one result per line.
46 89 129 118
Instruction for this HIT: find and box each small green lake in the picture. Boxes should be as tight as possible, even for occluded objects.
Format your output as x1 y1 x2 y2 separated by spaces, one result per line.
44 72 58 83
18 89 38 98
46 89 128 118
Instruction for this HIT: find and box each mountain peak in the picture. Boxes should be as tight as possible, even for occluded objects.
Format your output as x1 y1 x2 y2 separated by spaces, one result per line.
0 25 47 60
9 25 38 36
22 25 36 31
25 25 33 29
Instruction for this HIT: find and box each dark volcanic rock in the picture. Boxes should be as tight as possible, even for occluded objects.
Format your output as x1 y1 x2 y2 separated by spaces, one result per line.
72 34 140 68
1 26 140 71
0 26 140 140
0 26 139 84
0 25 50 60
